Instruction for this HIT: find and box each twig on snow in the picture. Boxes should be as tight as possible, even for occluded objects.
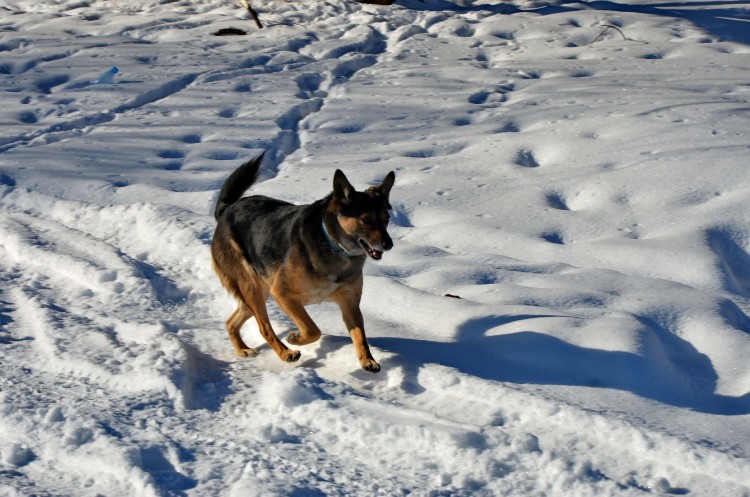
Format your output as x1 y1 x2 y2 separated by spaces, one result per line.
589 24 629 46
238 0 263 29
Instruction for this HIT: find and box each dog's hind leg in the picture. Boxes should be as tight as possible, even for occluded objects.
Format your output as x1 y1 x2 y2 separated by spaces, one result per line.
239 275 301 363
226 302 258 357
215 236 300 363
213 235 259 357
272 293 323 346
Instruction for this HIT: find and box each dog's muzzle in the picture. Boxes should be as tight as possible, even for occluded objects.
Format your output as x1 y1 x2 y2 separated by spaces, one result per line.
359 237 392 260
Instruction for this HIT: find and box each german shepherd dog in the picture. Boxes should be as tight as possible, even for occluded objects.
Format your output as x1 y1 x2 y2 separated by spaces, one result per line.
211 153 395 372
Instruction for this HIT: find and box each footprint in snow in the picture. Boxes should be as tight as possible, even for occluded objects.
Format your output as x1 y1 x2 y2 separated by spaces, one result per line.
468 83 515 105
35 74 70 94
234 83 252 93
157 149 185 159
182 134 202 144
545 191 570 210
515 149 541 168
18 110 38 124
494 121 520 133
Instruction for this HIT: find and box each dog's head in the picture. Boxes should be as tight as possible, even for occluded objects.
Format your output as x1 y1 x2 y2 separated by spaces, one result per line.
332 169 395 260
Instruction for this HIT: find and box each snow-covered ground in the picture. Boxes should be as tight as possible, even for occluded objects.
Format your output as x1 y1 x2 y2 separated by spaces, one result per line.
1 0 750 495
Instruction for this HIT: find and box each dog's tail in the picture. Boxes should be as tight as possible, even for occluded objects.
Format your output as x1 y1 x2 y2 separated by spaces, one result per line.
214 152 265 220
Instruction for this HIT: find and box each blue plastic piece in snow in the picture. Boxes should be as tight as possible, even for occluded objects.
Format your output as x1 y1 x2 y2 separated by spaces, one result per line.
92 66 119 85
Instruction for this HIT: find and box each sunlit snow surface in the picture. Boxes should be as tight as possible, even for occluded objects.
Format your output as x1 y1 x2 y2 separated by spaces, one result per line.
1 0 750 495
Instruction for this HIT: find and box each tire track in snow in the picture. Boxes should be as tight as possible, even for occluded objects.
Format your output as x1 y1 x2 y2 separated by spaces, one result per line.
305 357 750 496
0 191 227 410
0 353 167 497
0 73 198 153
255 9 467 173
0 214 181 393
265 54 381 171
0 248 195 494
0 188 250 495
260 24 388 172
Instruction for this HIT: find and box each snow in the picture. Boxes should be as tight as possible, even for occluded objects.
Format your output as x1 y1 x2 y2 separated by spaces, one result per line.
1 0 749 495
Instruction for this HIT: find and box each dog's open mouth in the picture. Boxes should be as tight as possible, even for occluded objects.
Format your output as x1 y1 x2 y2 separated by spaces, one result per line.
359 239 383 260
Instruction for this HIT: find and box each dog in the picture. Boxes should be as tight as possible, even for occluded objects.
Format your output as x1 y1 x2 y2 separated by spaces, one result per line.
211 152 395 372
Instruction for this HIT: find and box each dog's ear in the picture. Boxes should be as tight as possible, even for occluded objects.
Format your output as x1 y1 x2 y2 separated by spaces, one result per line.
378 171 395 200
333 169 355 205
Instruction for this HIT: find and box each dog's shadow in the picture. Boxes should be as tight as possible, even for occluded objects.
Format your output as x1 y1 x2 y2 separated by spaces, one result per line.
368 314 750 416
251 313 749 415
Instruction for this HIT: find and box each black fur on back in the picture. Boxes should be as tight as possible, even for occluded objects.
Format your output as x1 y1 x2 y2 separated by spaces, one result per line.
214 152 264 220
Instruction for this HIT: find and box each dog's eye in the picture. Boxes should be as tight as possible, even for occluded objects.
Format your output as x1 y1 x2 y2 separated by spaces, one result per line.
361 216 373 225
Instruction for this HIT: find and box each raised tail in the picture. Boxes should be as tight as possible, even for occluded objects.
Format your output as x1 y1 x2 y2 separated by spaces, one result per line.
214 152 265 220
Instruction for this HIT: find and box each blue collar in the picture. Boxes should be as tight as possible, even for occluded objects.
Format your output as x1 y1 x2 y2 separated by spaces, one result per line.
322 219 358 258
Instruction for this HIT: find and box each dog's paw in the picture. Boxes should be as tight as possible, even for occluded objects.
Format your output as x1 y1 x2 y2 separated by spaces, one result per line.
360 358 381 373
283 349 301 363
236 348 258 358
286 331 321 346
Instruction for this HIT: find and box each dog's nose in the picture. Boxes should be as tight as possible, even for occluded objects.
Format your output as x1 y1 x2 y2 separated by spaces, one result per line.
383 237 393 251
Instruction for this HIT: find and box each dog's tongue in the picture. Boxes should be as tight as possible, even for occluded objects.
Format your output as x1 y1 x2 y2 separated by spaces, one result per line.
372 249 383 259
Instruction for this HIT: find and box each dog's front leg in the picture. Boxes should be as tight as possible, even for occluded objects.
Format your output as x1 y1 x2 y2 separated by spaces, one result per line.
332 288 380 373
341 304 380 373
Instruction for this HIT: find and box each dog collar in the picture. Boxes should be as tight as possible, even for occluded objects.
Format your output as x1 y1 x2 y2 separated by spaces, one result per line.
321 219 358 258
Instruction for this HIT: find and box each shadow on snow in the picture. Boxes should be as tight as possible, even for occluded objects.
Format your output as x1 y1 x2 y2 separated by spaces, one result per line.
397 0 750 46
373 313 750 415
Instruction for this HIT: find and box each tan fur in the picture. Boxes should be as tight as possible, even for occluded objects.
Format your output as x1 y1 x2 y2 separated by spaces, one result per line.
211 236 299 361
337 216 360 236
211 228 379 370
211 163 393 372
